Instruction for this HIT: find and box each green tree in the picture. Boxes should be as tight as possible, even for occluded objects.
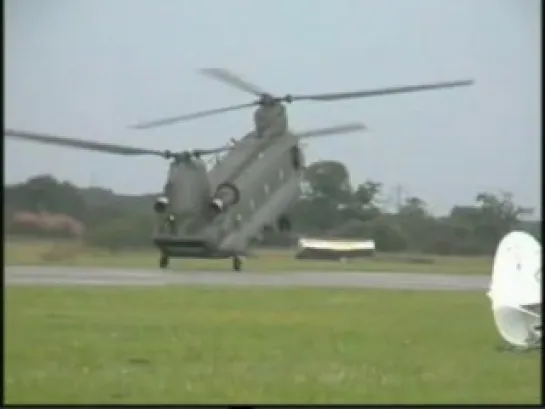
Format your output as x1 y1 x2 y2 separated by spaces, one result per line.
348 180 382 222
395 196 436 252
473 191 533 252
363 216 409 252
291 161 354 232
304 161 353 203
5 174 87 220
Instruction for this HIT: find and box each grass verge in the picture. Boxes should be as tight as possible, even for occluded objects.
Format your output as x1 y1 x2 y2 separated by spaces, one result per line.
5 239 492 274
5 287 539 404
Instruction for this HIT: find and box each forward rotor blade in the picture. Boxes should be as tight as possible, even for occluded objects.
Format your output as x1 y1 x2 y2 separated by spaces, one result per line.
5 128 166 157
200 68 268 96
194 145 235 156
129 102 256 130
296 123 366 139
290 80 474 102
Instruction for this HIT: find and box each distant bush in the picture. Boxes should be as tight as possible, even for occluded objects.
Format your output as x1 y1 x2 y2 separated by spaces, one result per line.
7 211 85 238
85 215 154 252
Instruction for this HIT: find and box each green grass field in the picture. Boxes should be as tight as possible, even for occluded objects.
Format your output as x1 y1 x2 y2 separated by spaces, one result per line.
5 287 540 404
5 239 492 274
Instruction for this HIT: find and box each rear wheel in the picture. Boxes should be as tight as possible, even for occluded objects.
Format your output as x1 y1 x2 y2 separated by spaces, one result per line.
159 253 169 269
232 256 242 272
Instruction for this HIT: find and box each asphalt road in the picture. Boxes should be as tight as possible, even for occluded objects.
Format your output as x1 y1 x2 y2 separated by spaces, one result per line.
5 266 489 291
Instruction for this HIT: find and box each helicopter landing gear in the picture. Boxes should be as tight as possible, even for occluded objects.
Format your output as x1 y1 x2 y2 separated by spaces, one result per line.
159 253 170 269
232 256 242 272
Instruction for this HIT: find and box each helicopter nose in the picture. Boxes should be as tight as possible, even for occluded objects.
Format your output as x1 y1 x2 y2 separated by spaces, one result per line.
154 196 169 213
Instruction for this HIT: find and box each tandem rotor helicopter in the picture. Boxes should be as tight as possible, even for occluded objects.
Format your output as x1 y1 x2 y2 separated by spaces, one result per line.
5 68 474 271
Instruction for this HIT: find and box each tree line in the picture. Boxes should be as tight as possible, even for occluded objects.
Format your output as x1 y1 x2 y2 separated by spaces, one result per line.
3 161 540 255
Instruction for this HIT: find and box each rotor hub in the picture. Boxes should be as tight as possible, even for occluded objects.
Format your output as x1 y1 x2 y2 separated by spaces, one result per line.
257 93 277 106
256 93 294 106
283 94 294 103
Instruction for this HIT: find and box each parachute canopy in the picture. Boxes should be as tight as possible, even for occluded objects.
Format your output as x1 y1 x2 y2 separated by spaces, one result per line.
488 231 542 348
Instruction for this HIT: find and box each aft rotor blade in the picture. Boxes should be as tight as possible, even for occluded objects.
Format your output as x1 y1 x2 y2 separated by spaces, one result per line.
296 123 366 139
200 68 268 96
194 138 255 156
129 102 256 130
5 128 166 157
290 80 474 102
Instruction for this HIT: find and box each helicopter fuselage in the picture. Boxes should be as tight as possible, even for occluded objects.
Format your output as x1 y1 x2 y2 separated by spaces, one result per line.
112 68 474 269
152 104 305 262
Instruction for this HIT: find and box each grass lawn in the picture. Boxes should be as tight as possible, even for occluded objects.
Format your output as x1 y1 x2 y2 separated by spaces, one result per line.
5 287 540 404
5 239 492 275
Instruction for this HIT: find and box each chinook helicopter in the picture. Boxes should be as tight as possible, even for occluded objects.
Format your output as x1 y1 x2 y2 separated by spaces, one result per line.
5 68 473 271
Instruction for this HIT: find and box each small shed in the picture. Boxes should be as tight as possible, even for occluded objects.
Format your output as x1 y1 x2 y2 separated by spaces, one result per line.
295 237 376 260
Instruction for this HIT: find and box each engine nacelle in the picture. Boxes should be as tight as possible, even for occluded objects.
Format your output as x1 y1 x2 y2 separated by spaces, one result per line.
210 182 240 214
154 196 169 213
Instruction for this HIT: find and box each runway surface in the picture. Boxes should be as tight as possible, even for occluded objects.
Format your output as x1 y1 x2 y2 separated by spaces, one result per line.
5 266 489 291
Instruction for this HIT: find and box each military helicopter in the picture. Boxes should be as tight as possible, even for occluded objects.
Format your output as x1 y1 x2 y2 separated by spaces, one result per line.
5 68 473 271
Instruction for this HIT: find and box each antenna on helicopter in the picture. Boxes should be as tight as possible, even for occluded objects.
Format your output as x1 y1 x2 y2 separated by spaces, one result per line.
129 68 474 130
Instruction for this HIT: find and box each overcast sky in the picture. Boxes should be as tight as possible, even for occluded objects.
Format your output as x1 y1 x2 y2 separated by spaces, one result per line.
5 0 541 216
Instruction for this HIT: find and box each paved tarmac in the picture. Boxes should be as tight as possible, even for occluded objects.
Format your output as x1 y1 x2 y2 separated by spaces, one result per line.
5 266 489 291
